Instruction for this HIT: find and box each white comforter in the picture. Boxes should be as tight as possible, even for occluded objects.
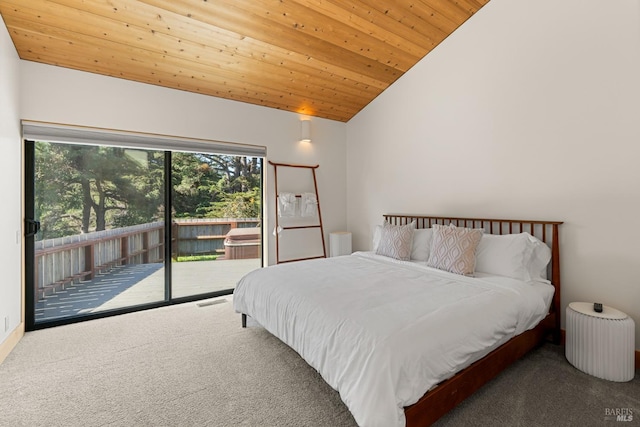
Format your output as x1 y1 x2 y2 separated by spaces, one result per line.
233 252 552 427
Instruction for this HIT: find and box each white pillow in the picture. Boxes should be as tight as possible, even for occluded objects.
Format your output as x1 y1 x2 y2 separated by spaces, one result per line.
372 224 383 251
475 233 533 281
524 233 552 281
375 221 415 261
411 228 433 261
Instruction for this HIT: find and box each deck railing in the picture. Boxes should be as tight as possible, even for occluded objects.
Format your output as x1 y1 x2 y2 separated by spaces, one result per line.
34 218 260 299
35 222 165 299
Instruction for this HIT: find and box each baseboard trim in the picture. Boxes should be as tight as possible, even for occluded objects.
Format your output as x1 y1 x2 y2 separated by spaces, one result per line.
0 323 25 365
560 328 639 369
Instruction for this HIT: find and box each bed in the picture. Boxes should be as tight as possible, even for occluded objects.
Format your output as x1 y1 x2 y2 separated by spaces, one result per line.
234 214 562 426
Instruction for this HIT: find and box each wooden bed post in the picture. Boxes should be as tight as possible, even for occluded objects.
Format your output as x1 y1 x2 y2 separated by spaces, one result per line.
551 223 561 344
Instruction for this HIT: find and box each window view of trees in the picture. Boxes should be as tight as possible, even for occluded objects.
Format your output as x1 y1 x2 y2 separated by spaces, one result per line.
35 142 262 240
172 152 261 220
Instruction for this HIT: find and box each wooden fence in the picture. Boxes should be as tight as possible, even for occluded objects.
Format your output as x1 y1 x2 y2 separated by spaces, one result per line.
172 218 260 257
34 218 260 299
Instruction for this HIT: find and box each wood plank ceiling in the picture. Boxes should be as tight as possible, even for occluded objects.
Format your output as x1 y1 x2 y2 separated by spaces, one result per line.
0 0 489 122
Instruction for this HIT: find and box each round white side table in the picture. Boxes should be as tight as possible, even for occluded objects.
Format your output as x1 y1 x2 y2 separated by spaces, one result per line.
565 302 635 382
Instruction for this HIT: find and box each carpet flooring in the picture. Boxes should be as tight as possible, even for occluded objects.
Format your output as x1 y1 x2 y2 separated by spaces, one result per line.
1 297 638 427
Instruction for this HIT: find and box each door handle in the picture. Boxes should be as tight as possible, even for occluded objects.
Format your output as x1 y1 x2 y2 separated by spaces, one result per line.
25 219 41 237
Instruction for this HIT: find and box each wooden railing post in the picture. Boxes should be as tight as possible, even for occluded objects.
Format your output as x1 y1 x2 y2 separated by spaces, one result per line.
85 244 95 280
142 230 150 264
121 235 129 265
34 253 40 299
172 221 179 259
158 226 164 262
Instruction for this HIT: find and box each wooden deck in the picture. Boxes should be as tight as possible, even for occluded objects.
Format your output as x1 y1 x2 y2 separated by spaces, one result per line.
35 259 260 323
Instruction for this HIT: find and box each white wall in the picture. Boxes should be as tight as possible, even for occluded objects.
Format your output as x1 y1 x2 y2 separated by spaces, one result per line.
347 0 640 347
0 16 23 348
20 62 347 266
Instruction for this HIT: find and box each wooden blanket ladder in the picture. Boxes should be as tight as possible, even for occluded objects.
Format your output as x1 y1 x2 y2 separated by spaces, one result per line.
269 161 326 264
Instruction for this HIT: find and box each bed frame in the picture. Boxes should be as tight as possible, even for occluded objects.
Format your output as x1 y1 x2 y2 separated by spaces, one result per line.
382 214 563 426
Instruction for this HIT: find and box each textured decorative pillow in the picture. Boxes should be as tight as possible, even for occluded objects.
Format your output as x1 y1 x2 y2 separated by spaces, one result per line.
427 224 484 275
375 221 415 261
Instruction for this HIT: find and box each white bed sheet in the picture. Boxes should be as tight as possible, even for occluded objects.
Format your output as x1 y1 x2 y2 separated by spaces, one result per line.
233 251 553 427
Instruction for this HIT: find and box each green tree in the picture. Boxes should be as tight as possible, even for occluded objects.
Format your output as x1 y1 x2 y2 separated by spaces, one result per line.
35 142 164 238
35 144 261 240
208 188 261 218
35 142 84 238
111 151 165 228
172 153 261 219
171 152 222 218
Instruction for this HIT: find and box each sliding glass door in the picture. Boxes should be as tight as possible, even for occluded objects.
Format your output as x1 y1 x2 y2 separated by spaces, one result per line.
25 135 263 330
170 152 262 298
26 141 166 326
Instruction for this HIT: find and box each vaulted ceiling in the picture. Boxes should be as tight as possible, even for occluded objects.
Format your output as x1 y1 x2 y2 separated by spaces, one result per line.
0 0 489 122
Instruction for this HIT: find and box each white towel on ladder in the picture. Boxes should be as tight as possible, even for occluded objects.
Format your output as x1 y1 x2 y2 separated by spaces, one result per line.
278 193 296 217
300 192 318 217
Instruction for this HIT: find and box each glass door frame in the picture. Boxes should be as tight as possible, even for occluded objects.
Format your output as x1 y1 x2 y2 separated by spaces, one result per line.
24 140 264 331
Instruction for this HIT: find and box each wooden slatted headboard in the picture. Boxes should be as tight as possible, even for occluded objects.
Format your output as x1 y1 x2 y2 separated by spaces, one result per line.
383 214 563 341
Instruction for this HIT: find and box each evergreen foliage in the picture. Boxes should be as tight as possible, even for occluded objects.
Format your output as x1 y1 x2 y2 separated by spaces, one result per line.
35 142 262 240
